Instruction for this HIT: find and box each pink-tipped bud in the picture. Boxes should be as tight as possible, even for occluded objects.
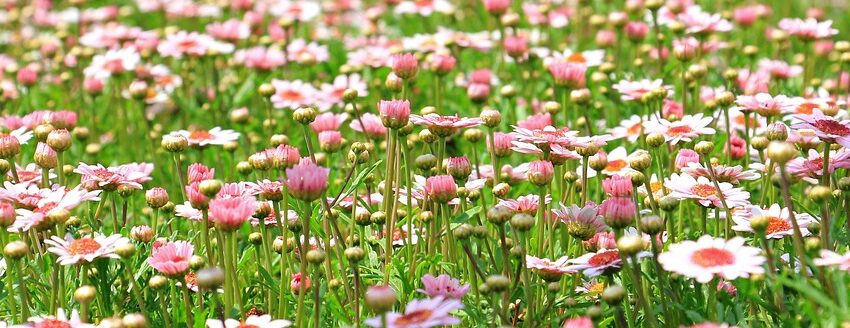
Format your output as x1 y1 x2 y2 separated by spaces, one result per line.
430 54 456 75
470 69 492 85
595 30 617 48
600 197 636 229
186 182 210 209
727 136 747 160
548 62 586 88
130 225 154 243
285 159 330 202
290 273 311 292
447 156 472 181
624 21 649 41
0 202 14 227
491 132 514 157
84 78 104 94
318 131 343 153
16 68 37 86
603 175 633 197
188 163 215 183
425 175 458 203
482 0 510 15
34 142 57 169
391 53 418 80
467 83 490 103
674 149 700 171
0 134 20 159
379 99 411 129
504 36 528 58
46 128 71 152
146 187 170 209
527 160 554 186
365 284 397 312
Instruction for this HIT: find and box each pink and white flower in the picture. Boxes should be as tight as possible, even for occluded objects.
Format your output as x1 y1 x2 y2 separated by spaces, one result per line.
168 127 240 147
731 204 816 239
45 234 129 265
643 114 716 145
665 173 750 208
658 235 765 283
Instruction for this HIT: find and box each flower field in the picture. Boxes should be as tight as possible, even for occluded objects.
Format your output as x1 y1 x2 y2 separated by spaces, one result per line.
0 0 849 327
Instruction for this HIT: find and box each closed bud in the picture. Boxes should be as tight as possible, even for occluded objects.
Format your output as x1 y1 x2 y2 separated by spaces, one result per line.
766 142 798 164
306 249 326 264
3 240 27 259
115 243 136 258
805 237 821 252
123 313 148 328
493 183 511 198
480 109 502 127
189 255 205 270
751 136 769 150
486 206 512 225
749 215 770 233
344 247 365 262
365 285 397 313
766 123 788 141
511 213 535 231
249 232 263 245
645 133 665 148
74 285 97 304
695 141 714 156
641 215 665 234
627 151 652 172
453 223 473 240
808 185 832 202
617 235 644 256
485 275 510 292
46 129 72 152
257 83 275 97
342 89 359 102
199 179 222 197
602 285 626 305
161 135 188 152
293 107 318 125
148 275 168 289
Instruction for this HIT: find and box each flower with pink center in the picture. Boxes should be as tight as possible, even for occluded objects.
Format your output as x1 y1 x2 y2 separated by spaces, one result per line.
45 234 129 265
511 126 589 151
642 114 716 145
733 93 799 117
286 39 329 64
814 250 850 271
270 79 319 110
566 249 633 277
12 163 55 186
285 159 329 202
290 273 311 292
658 235 765 283
419 274 470 299
74 162 154 190
548 62 587 89
410 114 483 137
11 186 101 232
317 74 369 110
364 296 463 328
517 113 552 130
681 162 761 184
526 255 576 277
677 7 733 34
792 109 850 148
309 113 348 133
391 53 418 79
499 194 549 214
379 99 411 129
731 204 816 239
169 127 240 147
209 196 257 231
147 240 194 276
234 46 287 71
786 148 850 184
612 79 668 102
757 60 802 80
778 18 838 40
350 113 388 139
425 175 457 203
665 173 750 208
662 99 684 119
188 163 215 183
205 19 250 41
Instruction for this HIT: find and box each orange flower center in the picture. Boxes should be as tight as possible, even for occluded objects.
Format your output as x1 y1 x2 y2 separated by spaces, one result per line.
650 181 663 193
567 53 587 63
236 325 260 328
34 319 72 328
766 216 792 235
605 159 627 172
627 123 642 134
587 250 620 267
189 130 213 141
395 309 433 324
68 238 101 255
281 90 304 101
796 103 817 115
667 125 693 136
691 247 735 267
690 184 717 197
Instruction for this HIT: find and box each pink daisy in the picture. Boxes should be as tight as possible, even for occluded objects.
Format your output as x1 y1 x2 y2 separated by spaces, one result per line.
612 79 668 102
658 235 765 283
270 79 320 110
643 114 716 145
148 240 194 276
813 250 850 271
665 173 750 208
364 296 463 328
74 162 154 190
526 255 576 276
169 127 240 147
792 109 850 148
418 274 470 299
731 204 816 239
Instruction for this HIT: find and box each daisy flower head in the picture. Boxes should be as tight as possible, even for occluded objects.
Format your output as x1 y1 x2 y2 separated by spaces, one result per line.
270 79 319 110
787 148 850 184
409 114 483 137
680 162 761 184
665 173 750 208
526 255 576 280
419 274 470 299
813 250 850 271
364 296 463 328
642 114 716 145
733 93 800 117
731 204 816 239
658 235 765 283
792 109 850 148
205 315 292 328
609 115 644 143
74 162 154 191
612 79 669 102
350 113 388 139
147 240 194 277
778 18 838 40
169 127 240 148
17 309 93 328
552 203 607 240
45 234 129 266
566 249 636 277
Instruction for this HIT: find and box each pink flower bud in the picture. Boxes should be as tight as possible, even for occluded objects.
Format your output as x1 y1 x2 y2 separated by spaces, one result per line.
34 142 57 169
527 160 554 186
624 22 649 41
285 159 330 202
482 0 510 15
447 157 472 181
16 68 38 86
84 78 104 94
430 54 456 75
391 53 418 80
0 202 14 227
504 36 528 58
425 175 458 203
146 187 170 209
548 62 586 88
188 163 215 183
600 197 635 228
379 99 411 129
467 83 490 103
675 149 701 170
603 175 633 197
318 131 343 153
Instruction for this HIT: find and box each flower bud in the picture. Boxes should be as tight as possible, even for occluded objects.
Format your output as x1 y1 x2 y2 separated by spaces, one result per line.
74 285 97 304
199 179 222 197
766 123 788 141
480 109 502 128
511 213 535 231
617 235 644 256
344 247 365 262
46 129 71 152
640 215 665 234
485 275 510 292
365 285 397 313
306 249 327 264
293 107 318 125
4 241 27 259
602 285 626 305
766 142 798 164
694 141 714 156
162 135 188 152
808 185 832 202
123 313 148 328
146 187 169 209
